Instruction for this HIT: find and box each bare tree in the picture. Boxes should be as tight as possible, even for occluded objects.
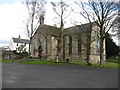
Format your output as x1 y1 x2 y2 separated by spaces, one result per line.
111 2 120 46
75 0 118 66
23 0 46 56
51 0 71 61
75 2 97 65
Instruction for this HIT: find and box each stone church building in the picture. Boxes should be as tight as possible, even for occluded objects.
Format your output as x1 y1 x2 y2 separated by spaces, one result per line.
30 18 106 63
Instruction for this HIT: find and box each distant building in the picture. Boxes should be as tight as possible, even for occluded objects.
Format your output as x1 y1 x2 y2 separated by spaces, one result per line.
9 37 30 53
0 46 16 60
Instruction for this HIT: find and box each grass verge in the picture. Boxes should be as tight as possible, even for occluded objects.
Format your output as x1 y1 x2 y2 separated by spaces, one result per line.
70 61 119 68
1 59 119 68
20 61 68 65
106 59 119 63
1 60 13 63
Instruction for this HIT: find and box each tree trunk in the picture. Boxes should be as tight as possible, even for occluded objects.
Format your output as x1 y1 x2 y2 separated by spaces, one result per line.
28 36 33 57
28 40 31 57
99 36 104 66
56 37 61 62
86 44 91 65
86 30 92 65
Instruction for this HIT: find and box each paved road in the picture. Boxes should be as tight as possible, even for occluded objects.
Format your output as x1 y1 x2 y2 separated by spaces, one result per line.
2 63 118 88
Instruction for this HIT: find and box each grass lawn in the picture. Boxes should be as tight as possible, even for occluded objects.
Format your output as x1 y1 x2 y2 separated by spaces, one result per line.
106 59 119 63
1 59 119 68
70 61 119 68
32 59 56 62
17 60 120 68
104 62 119 68
20 61 68 65
0 60 13 63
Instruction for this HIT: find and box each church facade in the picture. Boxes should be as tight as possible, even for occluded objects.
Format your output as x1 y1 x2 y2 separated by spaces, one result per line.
30 19 106 63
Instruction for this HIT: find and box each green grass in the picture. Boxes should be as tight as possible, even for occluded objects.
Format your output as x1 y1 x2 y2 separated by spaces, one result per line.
103 62 119 68
21 60 119 68
106 59 119 63
70 61 119 68
32 59 43 61
32 59 56 62
20 61 68 65
1 59 119 68
1 60 13 63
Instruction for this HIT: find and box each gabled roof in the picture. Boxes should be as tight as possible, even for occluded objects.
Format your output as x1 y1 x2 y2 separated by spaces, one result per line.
34 24 61 37
64 23 93 35
12 38 30 44
33 22 94 37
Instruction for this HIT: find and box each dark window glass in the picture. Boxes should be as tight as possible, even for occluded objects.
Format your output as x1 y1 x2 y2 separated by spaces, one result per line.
69 36 72 55
78 34 81 53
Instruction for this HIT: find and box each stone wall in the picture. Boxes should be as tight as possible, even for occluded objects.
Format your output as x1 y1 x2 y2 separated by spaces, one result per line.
51 37 57 59
31 24 106 63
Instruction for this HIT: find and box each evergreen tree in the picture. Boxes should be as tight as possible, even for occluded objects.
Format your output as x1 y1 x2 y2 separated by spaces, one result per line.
105 33 119 59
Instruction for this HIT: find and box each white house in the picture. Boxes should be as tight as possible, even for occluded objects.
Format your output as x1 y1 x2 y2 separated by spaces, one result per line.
9 37 30 53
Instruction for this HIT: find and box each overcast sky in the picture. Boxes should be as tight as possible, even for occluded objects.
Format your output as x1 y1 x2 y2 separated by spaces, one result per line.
0 0 119 47
0 0 84 47
0 0 27 47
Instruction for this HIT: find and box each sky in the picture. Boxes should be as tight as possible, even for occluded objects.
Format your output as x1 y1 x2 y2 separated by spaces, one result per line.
0 0 84 47
0 0 119 47
0 0 28 47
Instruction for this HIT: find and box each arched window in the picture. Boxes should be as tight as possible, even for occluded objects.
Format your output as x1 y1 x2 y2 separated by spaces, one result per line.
96 35 100 53
34 36 37 49
16 43 18 46
78 34 81 54
69 35 72 56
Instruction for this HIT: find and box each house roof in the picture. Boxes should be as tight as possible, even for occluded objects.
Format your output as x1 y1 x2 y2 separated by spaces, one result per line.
12 38 30 44
34 24 61 37
64 23 94 35
34 22 94 37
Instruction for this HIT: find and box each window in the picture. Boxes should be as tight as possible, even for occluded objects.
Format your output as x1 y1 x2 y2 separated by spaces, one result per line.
78 34 81 54
96 36 100 53
69 36 72 55
16 43 18 46
34 36 37 49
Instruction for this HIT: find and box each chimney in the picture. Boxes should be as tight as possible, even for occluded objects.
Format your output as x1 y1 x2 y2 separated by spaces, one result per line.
40 15 45 25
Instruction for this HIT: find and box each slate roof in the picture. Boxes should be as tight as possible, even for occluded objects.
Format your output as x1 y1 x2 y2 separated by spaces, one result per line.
12 38 30 44
34 23 93 37
64 22 94 35
34 24 61 37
